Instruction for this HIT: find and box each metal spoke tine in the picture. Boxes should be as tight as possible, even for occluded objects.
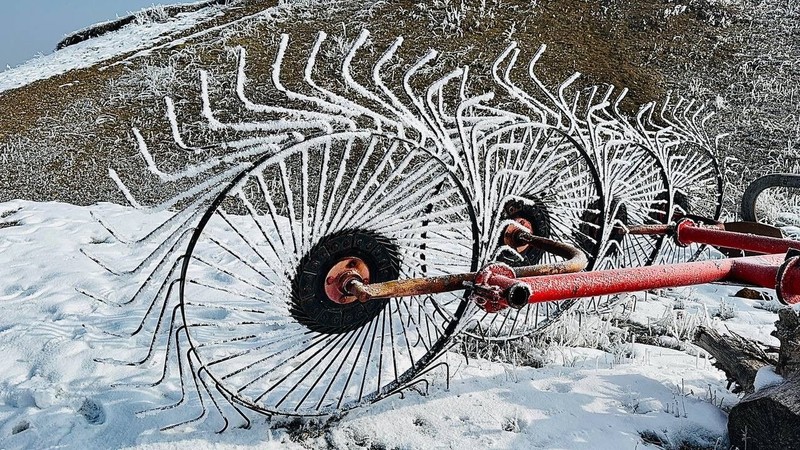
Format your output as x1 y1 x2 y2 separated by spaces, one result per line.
114 304 181 389
326 138 377 234
80 227 193 277
315 322 370 411
187 279 267 304
183 302 267 315
251 175 292 263
333 139 403 229
195 333 259 350
278 160 300 256
137 325 192 415
208 332 318 372
234 333 332 393
311 140 332 240
254 332 348 405
204 233 277 285
160 350 210 432
96 279 180 366
387 296 401 384
191 255 272 295
355 311 382 406
319 139 353 236
216 206 287 281
291 330 361 412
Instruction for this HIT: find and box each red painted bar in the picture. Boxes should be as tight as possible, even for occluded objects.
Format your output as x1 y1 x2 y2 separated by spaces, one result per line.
677 221 800 255
485 254 786 305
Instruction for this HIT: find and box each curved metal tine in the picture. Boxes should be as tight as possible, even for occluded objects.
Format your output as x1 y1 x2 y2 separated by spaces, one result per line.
402 50 445 147
82 167 244 274
218 388 254 430
136 325 193 416
195 365 233 434
81 229 190 305
88 169 224 247
303 32 400 135
113 304 181 389
386 359 452 400
199 70 330 136
342 30 413 133
493 43 556 124
386 378 429 401
95 278 181 364
371 37 430 142
435 66 471 131
234 47 355 130
76 287 118 307
160 348 211 432
527 45 572 130
135 124 283 184
424 67 466 149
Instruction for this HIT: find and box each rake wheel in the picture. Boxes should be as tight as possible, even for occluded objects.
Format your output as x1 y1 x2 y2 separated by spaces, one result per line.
655 142 724 264
179 132 479 416
460 123 605 340
578 140 671 313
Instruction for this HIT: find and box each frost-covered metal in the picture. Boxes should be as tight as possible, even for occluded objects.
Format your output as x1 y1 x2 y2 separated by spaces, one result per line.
83 30 725 429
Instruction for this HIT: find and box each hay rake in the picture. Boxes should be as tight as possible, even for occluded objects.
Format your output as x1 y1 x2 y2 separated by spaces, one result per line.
79 30 756 429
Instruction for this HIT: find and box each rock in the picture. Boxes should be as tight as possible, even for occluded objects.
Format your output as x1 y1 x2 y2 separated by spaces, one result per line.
734 287 769 300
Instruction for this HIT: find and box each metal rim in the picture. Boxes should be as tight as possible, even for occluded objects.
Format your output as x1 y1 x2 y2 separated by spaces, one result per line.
178 132 479 416
456 122 606 340
655 141 724 264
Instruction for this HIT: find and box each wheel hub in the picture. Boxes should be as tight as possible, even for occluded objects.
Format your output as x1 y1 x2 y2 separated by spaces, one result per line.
291 230 400 334
497 198 551 265
324 257 370 305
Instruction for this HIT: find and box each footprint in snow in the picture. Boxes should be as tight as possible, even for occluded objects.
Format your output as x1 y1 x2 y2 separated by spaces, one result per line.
11 421 30 435
78 398 106 425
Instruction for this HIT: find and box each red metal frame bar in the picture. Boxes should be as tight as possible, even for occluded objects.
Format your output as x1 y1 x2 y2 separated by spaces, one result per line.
346 219 800 310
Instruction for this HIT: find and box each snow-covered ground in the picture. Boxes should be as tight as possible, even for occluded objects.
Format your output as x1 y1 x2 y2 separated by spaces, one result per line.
0 200 792 449
0 5 226 94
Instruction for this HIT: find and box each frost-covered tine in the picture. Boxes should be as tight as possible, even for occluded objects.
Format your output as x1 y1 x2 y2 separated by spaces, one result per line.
527 44 567 127
424 67 464 157
134 128 268 183
270 35 356 124
234 47 352 129
200 70 330 135
109 168 142 209
403 50 443 148
494 43 552 123
372 36 427 141
165 97 206 153
301 32 386 131
342 29 408 135
95 278 181 365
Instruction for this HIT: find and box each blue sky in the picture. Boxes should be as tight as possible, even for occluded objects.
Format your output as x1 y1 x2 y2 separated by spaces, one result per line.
0 1 197 70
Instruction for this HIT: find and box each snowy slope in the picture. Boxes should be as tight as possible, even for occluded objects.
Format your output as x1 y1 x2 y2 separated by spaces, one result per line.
0 5 226 94
0 200 790 449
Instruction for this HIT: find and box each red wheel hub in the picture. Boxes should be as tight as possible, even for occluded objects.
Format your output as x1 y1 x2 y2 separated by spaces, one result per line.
324 257 371 305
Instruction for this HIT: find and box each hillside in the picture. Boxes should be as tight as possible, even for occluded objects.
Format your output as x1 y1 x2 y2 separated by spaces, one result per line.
0 0 797 209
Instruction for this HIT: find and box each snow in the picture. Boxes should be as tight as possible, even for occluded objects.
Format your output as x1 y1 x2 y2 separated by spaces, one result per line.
0 199 789 448
753 366 784 392
0 6 226 94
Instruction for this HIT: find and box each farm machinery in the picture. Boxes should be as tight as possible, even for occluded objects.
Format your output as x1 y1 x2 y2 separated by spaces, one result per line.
86 31 800 429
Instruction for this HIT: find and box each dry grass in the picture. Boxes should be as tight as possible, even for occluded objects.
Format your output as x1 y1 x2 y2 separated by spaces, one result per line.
0 0 770 206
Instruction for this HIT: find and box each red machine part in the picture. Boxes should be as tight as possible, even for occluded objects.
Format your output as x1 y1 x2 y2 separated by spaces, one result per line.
343 218 800 310
475 221 800 308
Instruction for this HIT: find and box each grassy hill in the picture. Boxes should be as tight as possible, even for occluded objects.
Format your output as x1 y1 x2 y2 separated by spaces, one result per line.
0 0 797 209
